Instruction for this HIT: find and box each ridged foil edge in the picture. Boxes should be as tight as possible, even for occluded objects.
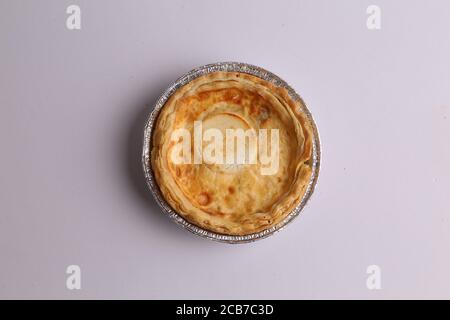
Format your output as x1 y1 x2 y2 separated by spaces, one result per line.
142 62 321 243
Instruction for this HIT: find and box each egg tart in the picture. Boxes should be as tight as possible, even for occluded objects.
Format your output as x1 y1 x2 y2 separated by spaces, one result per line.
150 70 315 236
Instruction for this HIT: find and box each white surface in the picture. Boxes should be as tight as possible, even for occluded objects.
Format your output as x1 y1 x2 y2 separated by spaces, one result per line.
0 0 449 299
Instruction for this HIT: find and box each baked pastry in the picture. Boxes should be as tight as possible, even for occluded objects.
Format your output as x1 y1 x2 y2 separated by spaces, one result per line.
151 71 313 235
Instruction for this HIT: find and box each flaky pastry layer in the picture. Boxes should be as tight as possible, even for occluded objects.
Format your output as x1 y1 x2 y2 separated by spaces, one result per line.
151 71 313 235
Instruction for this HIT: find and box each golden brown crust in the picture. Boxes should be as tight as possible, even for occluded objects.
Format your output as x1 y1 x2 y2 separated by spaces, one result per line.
151 71 313 235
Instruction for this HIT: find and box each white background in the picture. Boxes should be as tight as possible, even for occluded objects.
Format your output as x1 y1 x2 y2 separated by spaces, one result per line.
0 0 449 299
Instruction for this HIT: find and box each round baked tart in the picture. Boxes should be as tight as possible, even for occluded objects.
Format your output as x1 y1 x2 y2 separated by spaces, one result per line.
143 63 320 242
